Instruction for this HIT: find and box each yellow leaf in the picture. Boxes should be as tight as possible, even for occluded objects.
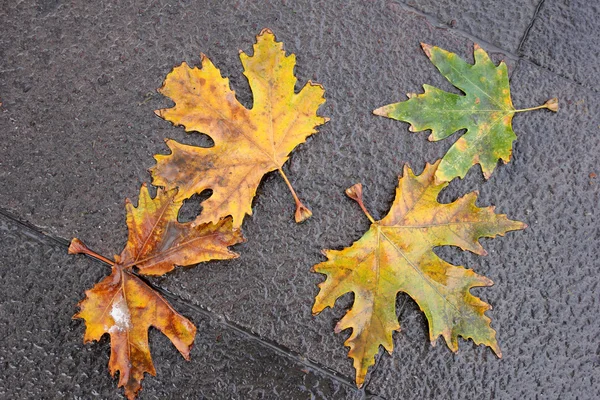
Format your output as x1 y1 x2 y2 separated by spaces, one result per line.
151 29 328 227
119 184 244 275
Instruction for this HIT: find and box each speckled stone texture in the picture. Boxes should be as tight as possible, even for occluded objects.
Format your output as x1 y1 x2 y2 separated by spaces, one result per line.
520 0 600 91
403 0 539 52
1 0 599 399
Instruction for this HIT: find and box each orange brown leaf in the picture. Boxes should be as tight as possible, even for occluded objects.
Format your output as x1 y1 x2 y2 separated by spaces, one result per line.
312 160 526 387
151 29 328 227
119 184 244 275
69 184 245 399
73 263 196 400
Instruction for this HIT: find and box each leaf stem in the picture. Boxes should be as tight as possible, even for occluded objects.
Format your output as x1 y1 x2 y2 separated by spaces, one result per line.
278 168 312 223
68 238 115 266
514 98 558 113
345 183 375 224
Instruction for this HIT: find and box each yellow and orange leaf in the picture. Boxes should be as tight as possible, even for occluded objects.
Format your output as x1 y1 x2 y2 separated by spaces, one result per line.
72 262 196 399
151 29 328 227
69 184 244 399
312 160 526 387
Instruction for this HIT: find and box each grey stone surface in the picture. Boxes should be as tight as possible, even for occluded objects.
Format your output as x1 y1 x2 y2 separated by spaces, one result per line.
1 0 598 399
0 0 514 256
0 214 360 399
403 0 539 53
520 0 600 91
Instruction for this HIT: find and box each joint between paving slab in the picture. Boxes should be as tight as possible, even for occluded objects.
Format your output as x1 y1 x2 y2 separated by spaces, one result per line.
151 282 383 398
509 59 521 81
393 0 520 60
0 207 71 248
519 57 598 93
394 0 598 93
517 0 545 55
0 207 381 398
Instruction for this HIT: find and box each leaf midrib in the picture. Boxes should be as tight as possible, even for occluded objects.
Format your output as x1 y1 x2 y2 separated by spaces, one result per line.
445 60 511 112
377 227 461 313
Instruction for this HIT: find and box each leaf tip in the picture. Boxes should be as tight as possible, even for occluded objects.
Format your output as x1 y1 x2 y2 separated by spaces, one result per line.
401 163 411 177
333 323 343 334
372 106 388 117
259 27 274 36
181 348 193 361
473 42 482 51
420 42 433 58
495 348 503 359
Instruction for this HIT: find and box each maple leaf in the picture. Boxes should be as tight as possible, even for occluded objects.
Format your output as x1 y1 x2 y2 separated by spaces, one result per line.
312 160 526 387
69 184 244 399
373 43 558 182
151 28 328 227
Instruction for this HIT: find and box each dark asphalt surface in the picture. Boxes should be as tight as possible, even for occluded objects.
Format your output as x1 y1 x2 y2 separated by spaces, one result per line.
1 1 598 399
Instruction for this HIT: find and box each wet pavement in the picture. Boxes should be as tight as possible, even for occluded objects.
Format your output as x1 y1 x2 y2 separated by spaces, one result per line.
1 1 598 399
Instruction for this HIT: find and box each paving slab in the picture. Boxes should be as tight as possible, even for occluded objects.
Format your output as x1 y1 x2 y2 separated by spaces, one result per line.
1 0 598 398
402 0 539 53
520 0 600 91
0 213 361 399
0 0 516 384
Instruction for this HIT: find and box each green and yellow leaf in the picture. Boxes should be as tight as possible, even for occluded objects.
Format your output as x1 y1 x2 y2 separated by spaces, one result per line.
374 43 557 182
312 160 526 387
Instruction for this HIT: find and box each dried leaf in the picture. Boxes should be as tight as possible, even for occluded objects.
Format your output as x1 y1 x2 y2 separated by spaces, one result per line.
69 185 244 399
120 184 244 275
374 43 557 182
312 161 526 387
73 262 196 399
151 28 328 227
